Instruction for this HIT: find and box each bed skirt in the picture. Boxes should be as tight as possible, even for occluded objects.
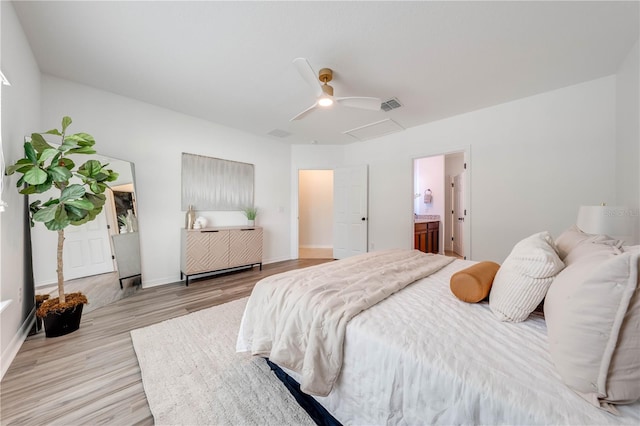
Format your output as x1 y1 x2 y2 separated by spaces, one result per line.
265 359 342 426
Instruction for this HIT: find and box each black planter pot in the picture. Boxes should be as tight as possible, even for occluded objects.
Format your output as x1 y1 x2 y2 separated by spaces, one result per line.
35 298 47 333
43 304 84 338
29 298 47 336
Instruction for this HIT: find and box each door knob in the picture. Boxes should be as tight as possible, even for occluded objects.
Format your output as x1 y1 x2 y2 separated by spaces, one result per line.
361 217 366 221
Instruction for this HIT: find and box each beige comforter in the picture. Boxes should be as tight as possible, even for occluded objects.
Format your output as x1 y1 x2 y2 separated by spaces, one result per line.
242 249 454 396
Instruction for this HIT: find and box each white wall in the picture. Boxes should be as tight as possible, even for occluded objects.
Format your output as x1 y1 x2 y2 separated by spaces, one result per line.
615 39 640 244
298 170 333 249
342 76 617 263
445 153 465 179
0 1 41 378
414 155 444 218
41 76 292 287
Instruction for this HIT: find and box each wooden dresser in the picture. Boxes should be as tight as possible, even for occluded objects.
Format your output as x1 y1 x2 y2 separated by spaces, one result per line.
414 221 439 254
180 226 263 285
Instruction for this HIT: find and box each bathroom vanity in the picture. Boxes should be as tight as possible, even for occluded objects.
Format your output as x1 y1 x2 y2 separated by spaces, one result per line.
414 215 440 254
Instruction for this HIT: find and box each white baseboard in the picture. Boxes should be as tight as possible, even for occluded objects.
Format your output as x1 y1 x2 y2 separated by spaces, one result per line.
141 275 180 289
1 307 36 380
263 255 293 264
0 299 12 314
141 256 295 289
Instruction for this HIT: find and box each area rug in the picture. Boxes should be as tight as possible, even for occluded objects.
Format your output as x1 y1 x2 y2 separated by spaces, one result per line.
130 297 314 426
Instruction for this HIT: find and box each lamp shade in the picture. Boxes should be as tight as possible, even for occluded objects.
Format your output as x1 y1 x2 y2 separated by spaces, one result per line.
576 205 633 243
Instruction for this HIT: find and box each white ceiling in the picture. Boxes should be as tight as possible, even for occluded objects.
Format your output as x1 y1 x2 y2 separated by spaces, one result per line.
13 1 639 145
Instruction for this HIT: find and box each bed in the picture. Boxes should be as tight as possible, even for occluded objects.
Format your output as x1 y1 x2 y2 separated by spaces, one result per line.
237 240 640 425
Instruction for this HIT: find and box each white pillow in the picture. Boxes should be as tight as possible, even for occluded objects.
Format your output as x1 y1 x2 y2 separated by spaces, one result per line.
545 244 640 412
555 224 621 260
489 231 564 322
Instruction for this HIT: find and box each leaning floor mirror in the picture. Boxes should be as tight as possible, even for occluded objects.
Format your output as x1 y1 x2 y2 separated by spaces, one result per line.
30 154 142 314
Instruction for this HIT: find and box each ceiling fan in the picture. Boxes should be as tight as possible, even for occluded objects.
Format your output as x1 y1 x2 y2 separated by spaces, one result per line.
290 58 382 121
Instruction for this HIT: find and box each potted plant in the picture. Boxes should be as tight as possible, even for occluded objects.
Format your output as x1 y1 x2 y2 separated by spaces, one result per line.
34 294 50 332
7 117 118 337
242 206 258 226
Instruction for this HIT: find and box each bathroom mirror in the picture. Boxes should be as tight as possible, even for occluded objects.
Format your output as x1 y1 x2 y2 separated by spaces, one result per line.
30 154 141 314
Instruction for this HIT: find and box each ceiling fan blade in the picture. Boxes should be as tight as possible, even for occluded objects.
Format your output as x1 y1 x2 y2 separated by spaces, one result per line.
293 58 323 98
336 97 382 111
290 102 319 121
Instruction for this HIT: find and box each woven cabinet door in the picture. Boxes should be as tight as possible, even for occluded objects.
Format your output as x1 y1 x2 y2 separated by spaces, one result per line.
183 230 229 274
228 228 262 268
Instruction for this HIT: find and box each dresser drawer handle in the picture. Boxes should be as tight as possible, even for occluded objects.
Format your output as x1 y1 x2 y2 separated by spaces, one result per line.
241 228 255 231
201 230 219 233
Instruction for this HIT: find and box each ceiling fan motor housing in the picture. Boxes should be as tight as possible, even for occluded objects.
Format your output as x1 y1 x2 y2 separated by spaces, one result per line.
318 68 333 83
319 68 334 96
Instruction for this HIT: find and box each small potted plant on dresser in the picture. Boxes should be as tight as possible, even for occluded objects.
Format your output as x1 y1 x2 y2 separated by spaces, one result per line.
7 117 118 337
243 206 258 226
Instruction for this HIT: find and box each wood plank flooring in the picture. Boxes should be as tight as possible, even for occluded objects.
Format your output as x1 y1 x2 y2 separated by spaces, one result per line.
0 258 331 426
35 271 141 314
444 250 464 260
298 247 333 259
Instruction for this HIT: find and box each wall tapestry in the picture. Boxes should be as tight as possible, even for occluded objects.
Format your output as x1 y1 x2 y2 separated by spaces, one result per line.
181 153 254 211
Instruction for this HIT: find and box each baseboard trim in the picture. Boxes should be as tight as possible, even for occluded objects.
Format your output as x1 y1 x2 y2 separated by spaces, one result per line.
1 307 36 380
141 256 295 289
141 276 179 289
263 255 293 265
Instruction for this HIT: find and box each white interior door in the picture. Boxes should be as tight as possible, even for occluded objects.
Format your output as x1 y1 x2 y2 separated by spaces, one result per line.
333 165 368 259
63 209 115 280
453 172 465 256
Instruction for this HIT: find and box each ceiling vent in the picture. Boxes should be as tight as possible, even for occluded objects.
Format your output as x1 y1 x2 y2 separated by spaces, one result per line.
380 97 402 112
267 129 292 138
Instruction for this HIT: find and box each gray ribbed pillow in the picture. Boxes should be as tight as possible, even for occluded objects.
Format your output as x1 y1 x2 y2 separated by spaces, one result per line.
555 224 622 260
489 231 564 322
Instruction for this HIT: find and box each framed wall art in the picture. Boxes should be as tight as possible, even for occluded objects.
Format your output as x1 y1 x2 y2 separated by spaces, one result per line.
181 153 254 211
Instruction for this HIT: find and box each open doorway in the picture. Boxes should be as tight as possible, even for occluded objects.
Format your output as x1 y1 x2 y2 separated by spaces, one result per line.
298 170 334 259
413 151 467 259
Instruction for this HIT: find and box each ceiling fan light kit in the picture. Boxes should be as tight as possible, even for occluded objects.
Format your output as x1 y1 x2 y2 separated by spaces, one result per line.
318 96 334 107
290 58 381 121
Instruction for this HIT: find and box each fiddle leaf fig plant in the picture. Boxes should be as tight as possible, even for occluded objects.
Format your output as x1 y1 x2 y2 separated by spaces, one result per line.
6 117 118 307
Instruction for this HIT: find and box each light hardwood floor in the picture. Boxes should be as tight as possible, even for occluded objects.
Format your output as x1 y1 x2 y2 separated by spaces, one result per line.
298 247 333 259
35 271 141 314
444 250 464 260
0 258 330 426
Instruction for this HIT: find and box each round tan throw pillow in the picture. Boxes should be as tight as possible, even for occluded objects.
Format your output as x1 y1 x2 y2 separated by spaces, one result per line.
450 261 501 303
